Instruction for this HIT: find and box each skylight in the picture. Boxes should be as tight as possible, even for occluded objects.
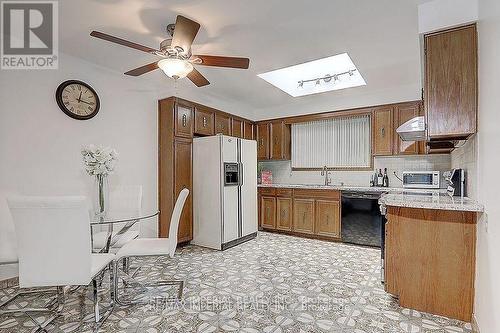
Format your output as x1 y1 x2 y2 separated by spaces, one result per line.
257 53 366 97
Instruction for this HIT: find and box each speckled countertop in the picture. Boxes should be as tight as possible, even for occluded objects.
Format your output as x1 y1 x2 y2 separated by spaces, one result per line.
257 183 483 212
257 183 444 194
379 192 484 212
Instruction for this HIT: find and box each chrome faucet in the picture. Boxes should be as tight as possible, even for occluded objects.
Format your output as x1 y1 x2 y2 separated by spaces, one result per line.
321 165 331 186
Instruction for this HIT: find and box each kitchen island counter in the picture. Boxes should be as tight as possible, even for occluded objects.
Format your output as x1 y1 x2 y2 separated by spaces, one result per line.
379 192 483 212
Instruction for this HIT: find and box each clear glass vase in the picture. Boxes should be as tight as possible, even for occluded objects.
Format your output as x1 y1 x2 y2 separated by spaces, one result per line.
93 174 109 217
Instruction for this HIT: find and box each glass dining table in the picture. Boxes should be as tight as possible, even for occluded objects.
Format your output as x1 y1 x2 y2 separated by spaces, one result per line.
89 210 159 253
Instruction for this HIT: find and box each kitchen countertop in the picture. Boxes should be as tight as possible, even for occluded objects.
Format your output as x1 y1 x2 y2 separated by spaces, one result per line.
379 192 484 212
257 183 444 194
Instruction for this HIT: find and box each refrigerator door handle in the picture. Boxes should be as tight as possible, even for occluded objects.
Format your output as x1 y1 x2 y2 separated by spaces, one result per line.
239 162 244 186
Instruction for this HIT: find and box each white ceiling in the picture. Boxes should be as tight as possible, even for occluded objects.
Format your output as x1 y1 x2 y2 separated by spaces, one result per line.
60 0 425 120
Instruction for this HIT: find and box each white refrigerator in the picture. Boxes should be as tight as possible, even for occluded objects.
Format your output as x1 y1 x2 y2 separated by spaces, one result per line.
192 135 257 250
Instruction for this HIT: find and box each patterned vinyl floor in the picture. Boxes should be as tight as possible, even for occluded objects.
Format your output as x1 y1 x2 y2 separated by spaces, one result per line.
0 232 472 333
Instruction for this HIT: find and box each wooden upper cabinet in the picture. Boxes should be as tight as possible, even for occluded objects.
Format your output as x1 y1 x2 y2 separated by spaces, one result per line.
173 138 193 242
261 196 276 229
243 121 254 140
373 106 394 156
194 106 214 136
257 123 269 160
231 118 243 138
315 199 340 238
394 102 421 155
174 102 194 138
215 113 231 135
425 24 477 140
269 121 291 160
293 198 315 234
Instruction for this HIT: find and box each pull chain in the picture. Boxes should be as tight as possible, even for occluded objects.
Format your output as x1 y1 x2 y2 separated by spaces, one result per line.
173 78 179 97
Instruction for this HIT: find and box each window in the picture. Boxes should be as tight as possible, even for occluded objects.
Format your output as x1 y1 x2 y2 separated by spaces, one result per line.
291 115 371 169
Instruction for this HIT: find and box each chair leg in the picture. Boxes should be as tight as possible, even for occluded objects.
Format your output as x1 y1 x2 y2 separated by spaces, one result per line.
113 256 184 306
92 279 100 323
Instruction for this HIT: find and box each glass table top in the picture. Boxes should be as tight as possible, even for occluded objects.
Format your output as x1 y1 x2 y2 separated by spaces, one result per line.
89 210 159 225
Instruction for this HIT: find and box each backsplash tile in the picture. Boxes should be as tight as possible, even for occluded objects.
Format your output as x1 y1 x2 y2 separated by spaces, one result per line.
259 154 451 188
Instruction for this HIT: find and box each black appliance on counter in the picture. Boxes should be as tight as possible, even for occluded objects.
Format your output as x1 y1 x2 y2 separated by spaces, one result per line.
341 191 384 248
443 168 466 197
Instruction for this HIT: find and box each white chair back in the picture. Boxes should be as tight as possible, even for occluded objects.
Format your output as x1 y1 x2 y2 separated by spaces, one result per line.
108 185 143 232
0 193 18 264
168 189 189 258
7 196 93 288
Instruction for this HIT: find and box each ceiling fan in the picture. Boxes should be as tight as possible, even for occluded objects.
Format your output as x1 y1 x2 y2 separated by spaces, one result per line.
90 15 250 87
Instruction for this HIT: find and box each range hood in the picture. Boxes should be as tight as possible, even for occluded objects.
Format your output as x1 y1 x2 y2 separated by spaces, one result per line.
396 116 426 141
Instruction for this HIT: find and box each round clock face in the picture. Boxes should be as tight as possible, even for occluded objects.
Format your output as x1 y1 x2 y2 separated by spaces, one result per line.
56 80 100 120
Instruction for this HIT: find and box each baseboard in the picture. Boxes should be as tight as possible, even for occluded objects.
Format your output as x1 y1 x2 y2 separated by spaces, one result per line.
471 314 480 333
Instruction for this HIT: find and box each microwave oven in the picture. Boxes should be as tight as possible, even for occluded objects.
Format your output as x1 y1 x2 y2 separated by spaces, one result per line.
402 171 440 189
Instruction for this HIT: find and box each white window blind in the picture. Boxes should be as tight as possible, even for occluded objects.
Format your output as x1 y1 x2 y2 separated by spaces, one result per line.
291 115 371 168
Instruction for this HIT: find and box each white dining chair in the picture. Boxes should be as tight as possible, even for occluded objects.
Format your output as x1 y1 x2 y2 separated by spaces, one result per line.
91 185 142 252
3 196 116 330
113 188 189 305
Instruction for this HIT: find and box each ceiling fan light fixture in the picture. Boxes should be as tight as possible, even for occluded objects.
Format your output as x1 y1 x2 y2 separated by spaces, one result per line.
158 58 193 79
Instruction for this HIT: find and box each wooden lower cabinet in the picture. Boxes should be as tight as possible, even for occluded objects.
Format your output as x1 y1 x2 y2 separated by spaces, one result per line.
293 199 315 234
276 197 292 231
315 200 340 238
261 196 276 229
258 187 341 240
385 206 477 321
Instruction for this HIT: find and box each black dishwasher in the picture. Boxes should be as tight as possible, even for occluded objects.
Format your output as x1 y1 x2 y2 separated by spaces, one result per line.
341 191 383 248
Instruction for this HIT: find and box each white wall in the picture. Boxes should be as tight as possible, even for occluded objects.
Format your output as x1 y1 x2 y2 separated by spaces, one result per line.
475 0 500 331
0 53 163 278
418 0 479 33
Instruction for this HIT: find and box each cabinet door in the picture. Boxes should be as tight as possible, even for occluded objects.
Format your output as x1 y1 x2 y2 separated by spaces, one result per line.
175 102 194 138
394 102 420 155
261 196 276 229
256 123 269 160
194 107 214 136
243 121 254 140
174 138 192 242
425 24 477 140
276 197 292 231
315 200 340 238
270 121 283 159
215 114 231 135
231 118 243 138
373 106 394 156
293 199 315 234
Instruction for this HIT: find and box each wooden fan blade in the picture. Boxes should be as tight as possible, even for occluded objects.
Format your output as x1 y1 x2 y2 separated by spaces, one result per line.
192 55 249 69
124 62 159 76
171 15 200 54
90 31 157 54
187 68 210 87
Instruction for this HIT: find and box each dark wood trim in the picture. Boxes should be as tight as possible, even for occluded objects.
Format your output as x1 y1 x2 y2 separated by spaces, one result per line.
255 100 421 124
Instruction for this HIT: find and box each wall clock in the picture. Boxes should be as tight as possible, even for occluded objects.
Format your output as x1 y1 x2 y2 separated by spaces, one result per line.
56 80 100 120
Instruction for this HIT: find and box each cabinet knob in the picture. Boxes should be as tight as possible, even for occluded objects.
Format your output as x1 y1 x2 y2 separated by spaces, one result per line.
381 127 385 137
182 114 187 127
203 116 207 127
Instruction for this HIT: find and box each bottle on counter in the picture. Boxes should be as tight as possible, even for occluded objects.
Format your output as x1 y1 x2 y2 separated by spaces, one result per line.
377 169 383 187
383 168 389 187
372 171 378 187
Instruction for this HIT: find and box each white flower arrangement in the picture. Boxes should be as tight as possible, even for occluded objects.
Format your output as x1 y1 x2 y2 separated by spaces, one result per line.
81 144 118 176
